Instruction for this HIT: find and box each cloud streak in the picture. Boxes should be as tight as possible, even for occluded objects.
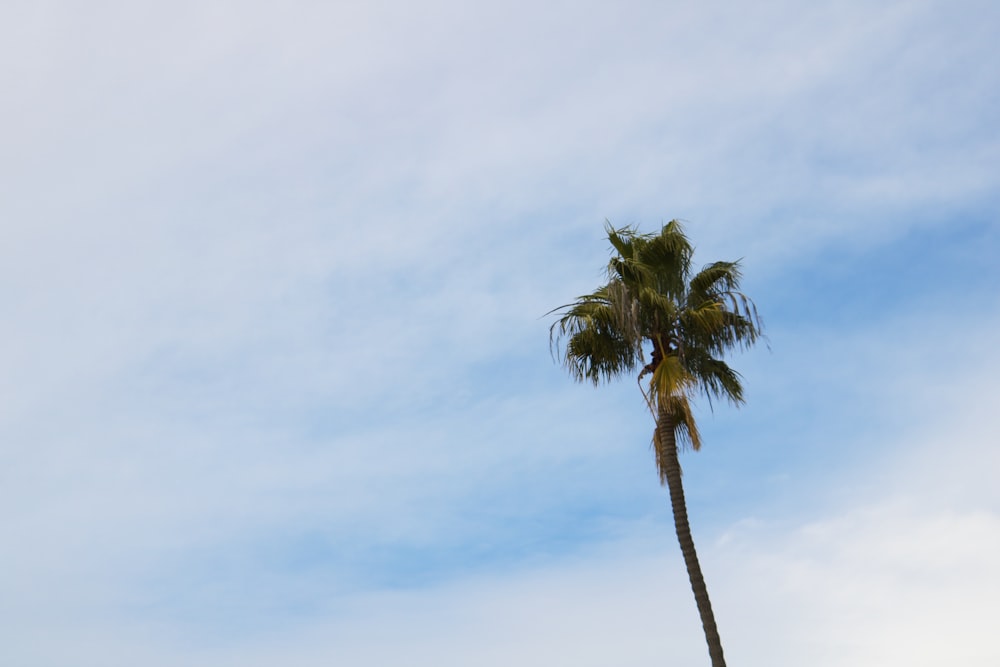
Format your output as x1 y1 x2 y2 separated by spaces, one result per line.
1 0 998 664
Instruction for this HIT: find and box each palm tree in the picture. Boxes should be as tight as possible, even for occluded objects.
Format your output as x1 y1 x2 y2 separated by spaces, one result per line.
549 221 762 667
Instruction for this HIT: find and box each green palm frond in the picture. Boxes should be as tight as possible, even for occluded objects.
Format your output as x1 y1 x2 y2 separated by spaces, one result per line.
549 289 642 385
605 222 639 260
688 261 741 301
683 347 745 407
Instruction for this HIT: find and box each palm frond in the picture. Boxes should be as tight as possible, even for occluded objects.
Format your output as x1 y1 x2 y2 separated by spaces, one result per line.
605 221 639 260
683 347 745 407
649 353 693 402
688 261 741 302
549 286 643 384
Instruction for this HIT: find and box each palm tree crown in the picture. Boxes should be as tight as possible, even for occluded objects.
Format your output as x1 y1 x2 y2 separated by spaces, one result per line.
549 220 762 667
550 220 762 479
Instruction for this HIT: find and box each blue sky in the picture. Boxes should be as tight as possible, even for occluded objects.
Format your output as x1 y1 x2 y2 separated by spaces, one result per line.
2 1 999 665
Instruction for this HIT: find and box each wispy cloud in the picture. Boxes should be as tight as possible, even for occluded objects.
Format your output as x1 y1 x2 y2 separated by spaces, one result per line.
1 0 997 664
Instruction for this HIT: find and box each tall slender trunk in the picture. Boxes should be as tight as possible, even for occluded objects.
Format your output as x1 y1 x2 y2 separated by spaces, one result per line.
656 410 727 667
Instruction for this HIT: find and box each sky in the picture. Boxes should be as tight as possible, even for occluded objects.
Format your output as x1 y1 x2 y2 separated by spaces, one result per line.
1 1 998 665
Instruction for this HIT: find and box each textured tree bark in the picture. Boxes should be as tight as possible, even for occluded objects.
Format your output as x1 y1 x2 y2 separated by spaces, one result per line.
656 410 727 667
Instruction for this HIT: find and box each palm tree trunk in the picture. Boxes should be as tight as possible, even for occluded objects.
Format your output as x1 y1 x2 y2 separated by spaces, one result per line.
656 411 727 667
